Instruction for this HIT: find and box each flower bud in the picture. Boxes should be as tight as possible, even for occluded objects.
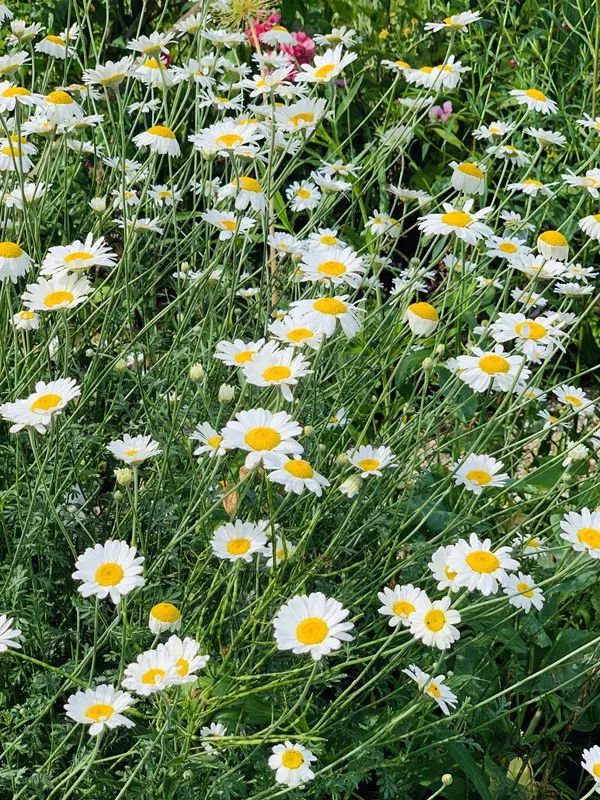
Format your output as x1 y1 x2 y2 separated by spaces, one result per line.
89 196 107 213
339 475 363 498
189 362 205 381
218 383 235 403
421 357 433 371
335 452 349 467
303 425 315 437
114 358 127 374
114 467 133 486
441 774 453 786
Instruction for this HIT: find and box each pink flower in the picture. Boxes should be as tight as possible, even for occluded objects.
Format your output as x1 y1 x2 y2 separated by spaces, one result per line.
282 30 316 65
429 100 453 124
245 12 281 45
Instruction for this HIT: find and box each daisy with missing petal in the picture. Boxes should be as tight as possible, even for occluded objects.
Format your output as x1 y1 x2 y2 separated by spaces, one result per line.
107 434 162 464
274 592 354 660
560 508 600 559
403 664 458 715
269 314 324 350
510 88 557 114
561 168 600 197
267 455 330 496
148 603 181 634
295 45 357 83
64 685 135 736
22 273 92 312
264 535 297 567
377 584 428 628
428 545 460 592
201 722 228 752
0 614 21 652
511 532 546 559
485 236 531 261
190 423 226 458
454 346 529 393
0 241 31 283
502 573 545 613
72 540 145 604
405 302 439 336
122 648 179 696
453 453 509 495
211 520 268 562
418 199 493 245
424 10 481 32
218 175 266 212
553 385 594 416
41 234 117 276
133 124 180 156
159 635 210 684
269 741 317 787
220 408 303 468
201 209 256 240
578 213 600 241
410 596 461 650
447 533 519 595
289 295 363 338
347 444 395 478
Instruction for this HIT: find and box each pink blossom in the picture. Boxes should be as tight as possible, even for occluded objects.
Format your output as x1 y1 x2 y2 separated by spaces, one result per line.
429 100 453 124
245 12 281 45
282 30 316 65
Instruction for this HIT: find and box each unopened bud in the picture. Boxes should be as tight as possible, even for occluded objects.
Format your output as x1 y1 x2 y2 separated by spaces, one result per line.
114 467 133 486
441 774 453 786
303 425 315 437
339 475 363 498
114 358 127 374
218 383 235 403
421 357 433 371
89 197 106 213
189 362 205 381
336 452 350 467
435 344 445 356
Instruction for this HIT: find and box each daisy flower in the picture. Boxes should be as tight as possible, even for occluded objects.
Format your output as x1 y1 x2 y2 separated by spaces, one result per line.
347 444 396 477
0 378 80 434
274 98 328 132
148 602 182 634
286 180 321 212
267 455 330 496
553 385 594 416
218 175 266 212
127 31 175 55
485 235 531 261
454 346 530 393
313 26 358 47
0 241 31 282
158 635 210 684
41 234 117 276
122 648 179 695
221 408 303 468
581 746 600 788
0 614 22 653
211 520 268 562
428 545 460 592
410 596 461 650
12 309 40 330
36 33 76 59
0 139 33 173
295 45 357 83
486 143 530 166
377 584 428 628
447 533 519 595
560 508 600 559
190 423 226 458
269 741 317 787
450 161 486 194
214 338 274 367
200 722 228 752
273 592 354 660
418 199 493 244
289 295 363 338
298 245 365 287
473 119 515 140
502 573 545 613
201 209 256 240
64 685 135 736
405 302 439 336
537 230 569 261
424 10 481 32
402 664 458 715
133 124 180 156
524 127 565 147
506 178 554 197
263 535 297 567
82 57 134 88
0 81 39 112
43 89 82 123
72 540 145 604
511 532 546 559
22 273 92 312
107 434 162 464
189 120 262 157
561 168 600 197
510 88 557 114
453 453 510 494
268 314 325 350
490 313 566 362
133 57 177 87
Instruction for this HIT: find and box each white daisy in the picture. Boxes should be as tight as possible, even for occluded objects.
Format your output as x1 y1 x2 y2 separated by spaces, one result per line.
220 408 303 468
298 245 365 287
0 240 31 283
560 508 600 559
377 584 428 628
190 423 226 457
418 199 493 244
402 664 458 715
273 592 354 660
211 520 268 562
447 533 519 595
295 45 357 83
148 602 182 634
454 346 530 393
122 647 179 695
405 302 439 336
289 295 363 338
22 273 92 312
267 455 330 496
502 573 544 613
64 685 135 736
133 124 180 156
268 741 317 787
107 434 162 464
428 545 460 592
158 635 210 684
347 444 396 478
453 453 509 495
0 614 22 653
510 88 557 114
410 596 461 650
72 540 145 604
41 234 117 276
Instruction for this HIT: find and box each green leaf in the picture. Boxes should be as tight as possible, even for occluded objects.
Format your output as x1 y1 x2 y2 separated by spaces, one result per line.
446 742 494 800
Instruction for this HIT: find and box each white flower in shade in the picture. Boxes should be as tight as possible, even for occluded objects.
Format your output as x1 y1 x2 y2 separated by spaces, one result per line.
200 722 228 752
211 520 268 562
406 56 469 89
201 209 256 240
148 602 182 634
43 89 82 123
0 378 80 434
561 168 600 197
560 508 600 559
510 88 557 114
22 273 92 312
418 199 493 244
64 685 135 736
190 423 226 457
12 309 40 330
506 178 554 197
579 213 600 241
450 161 486 194
327 407 349 428
453 453 509 495
313 26 358 47
287 180 321 212
189 120 262 157
242 347 312 402
486 143 530 166
473 119 515 139
72 540 145 604
220 408 303 468
122 648 179 695
512 253 566 281
0 614 21 653
159 635 210 684
275 97 328 132
263 535 296 567
581 746 600 788
201 29 246 47
268 232 302 257
553 385 594 416
107 434 162 464
134 57 177 87
347 444 395 477
148 183 181 207
268 314 324 350
295 45 357 83
127 31 175 55
0 241 31 282
36 34 75 59
267 455 330 496
268 741 317 787
502 573 544 613
485 236 531 261
218 175 266 212
402 664 458 715
133 124 180 156
298 245 365 287
289 295 363 338
82 57 134 88
5 181 50 209
447 533 519 595
524 127 565 147
424 10 481 32
405 302 439 336
489 313 566 362
41 234 117 276
454 346 530 393
377 584 428 628
537 230 569 261
273 592 354 660
428 545 460 592
214 338 275 368
0 51 29 76
511 532 546 559
410 596 461 650
305 228 347 248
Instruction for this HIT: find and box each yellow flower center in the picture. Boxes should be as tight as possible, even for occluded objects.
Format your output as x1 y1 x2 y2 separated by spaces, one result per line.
226 537 252 555
176 657 189 677
514 320 547 341
441 211 472 227
593 763 600 778
220 219 237 231
524 88 546 101
516 581 534 598
594 214 600 222
478 354 510 375
499 242 518 253
424 609 446 632
526 538 540 548
95 562 125 586
358 458 380 471
238 176 261 192
465 469 492 486
147 125 175 139
100 72 126 86
296 616 329 644
392 600 415 617
444 566 457 580
457 162 484 178
244 426 281 450
2 86 29 97
44 290 75 307
30 393 61 413
46 90 74 105
141 668 166 685
0 241 23 258
564 394 583 408
143 58 160 69
262 365 292 382
577 527 600 548
539 230 567 247
313 297 346 315
234 349 256 364
523 179 543 187
208 435 223 448
318 260 346 277
427 681 442 697
408 302 438 321
284 459 314 478
281 750 304 769
287 327 313 342
394 60 410 68
319 234 338 245
85 703 114 722
314 63 336 80
64 250 93 263
297 188 312 199
290 112 315 126
151 602 181 623
19 310 35 320
465 550 500 573
216 133 243 148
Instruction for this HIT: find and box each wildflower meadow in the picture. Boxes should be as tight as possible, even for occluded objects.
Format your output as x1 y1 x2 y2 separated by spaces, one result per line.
0 0 599 797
